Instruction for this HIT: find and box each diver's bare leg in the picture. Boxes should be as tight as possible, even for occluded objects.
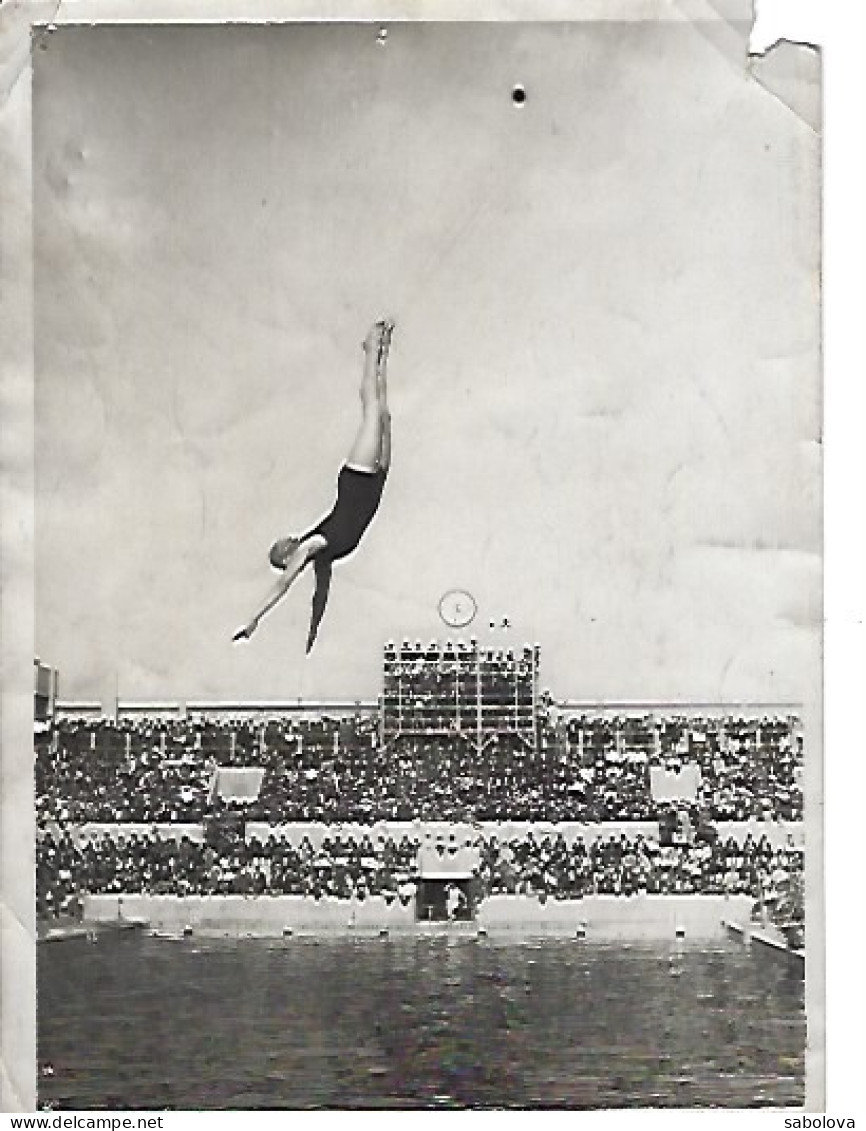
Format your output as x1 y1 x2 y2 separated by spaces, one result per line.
346 322 387 472
378 409 392 473
376 320 393 404
376 320 393 472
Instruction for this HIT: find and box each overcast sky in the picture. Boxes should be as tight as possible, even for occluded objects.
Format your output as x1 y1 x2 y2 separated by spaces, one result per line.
33 20 820 706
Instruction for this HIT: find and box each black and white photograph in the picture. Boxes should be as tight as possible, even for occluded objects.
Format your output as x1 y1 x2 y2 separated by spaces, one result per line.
2 0 831 1114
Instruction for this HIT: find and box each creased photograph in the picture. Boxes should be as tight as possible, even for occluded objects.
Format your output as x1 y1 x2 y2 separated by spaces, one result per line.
2 3 823 1113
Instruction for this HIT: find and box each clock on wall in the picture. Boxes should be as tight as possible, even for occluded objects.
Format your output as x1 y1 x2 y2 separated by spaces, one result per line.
438 589 477 629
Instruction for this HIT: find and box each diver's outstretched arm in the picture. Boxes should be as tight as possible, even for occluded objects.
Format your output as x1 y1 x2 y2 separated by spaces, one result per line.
232 540 323 641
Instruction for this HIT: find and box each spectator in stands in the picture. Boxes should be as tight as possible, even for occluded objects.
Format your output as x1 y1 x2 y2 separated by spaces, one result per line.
37 821 806 913
36 710 803 856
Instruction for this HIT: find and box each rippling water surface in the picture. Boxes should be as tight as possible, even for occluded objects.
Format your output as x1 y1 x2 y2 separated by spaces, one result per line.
38 934 805 1109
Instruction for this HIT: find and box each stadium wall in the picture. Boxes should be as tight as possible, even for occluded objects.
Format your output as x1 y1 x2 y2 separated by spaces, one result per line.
84 893 754 939
54 700 379 722
84 894 415 934
52 698 803 723
477 893 754 938
69 821 804 850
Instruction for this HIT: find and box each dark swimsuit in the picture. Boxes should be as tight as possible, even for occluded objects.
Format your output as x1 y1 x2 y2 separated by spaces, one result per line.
301 465 388 652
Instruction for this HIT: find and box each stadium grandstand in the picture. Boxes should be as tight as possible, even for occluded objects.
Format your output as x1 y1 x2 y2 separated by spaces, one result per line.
36 641 805 936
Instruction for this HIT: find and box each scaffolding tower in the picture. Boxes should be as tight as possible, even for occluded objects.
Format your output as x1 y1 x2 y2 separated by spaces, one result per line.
380 639 540 754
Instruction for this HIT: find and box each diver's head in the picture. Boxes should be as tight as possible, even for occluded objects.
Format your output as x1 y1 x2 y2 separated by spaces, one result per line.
269 536 301 571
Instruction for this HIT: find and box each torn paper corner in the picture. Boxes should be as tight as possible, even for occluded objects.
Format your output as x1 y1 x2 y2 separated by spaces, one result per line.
749 38 821 135
669 0 819 134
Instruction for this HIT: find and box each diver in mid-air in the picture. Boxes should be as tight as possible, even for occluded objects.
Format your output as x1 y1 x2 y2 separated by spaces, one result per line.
233 319 394 654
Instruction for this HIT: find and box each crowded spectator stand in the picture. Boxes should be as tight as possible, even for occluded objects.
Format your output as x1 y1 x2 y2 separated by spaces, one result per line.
35 641 806 923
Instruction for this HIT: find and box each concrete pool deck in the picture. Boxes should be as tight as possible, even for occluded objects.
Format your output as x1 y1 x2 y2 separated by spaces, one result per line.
82 892 755 940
